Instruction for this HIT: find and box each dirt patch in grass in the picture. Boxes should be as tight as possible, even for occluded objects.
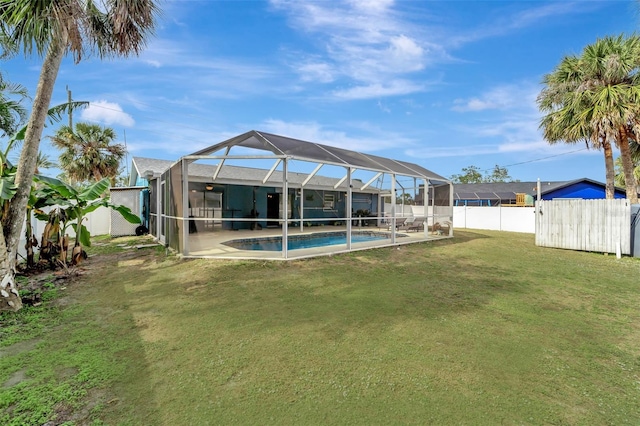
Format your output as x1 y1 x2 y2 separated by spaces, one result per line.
2 369 27 388
132 310 167 343
0 236 163 426
0 338 41 358
49 388 107 426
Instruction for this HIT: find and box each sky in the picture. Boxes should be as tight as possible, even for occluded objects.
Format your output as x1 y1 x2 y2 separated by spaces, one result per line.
2 0 640 183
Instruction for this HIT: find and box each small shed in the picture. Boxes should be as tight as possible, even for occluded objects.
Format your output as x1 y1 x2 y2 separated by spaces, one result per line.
110 186 146 237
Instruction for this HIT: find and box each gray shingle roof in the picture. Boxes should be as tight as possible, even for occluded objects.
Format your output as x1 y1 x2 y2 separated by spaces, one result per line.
132 156 376 192
453 181 552 199
452 178 619 200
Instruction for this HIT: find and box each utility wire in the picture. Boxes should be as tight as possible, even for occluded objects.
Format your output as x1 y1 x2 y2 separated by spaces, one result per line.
501 147 590 169
466 147 591 175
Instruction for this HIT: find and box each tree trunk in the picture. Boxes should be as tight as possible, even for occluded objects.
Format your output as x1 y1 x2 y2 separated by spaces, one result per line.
603 140 616 199
0 228 21 311
25 211 35 268
1 41 66 311
619 129 639 203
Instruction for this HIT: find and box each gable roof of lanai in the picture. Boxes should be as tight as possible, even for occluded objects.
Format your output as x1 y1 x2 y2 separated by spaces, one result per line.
189 130 450 183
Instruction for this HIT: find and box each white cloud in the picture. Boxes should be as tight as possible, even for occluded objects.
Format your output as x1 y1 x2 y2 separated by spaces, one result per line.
332 80 426 100
348 0 394 14
452 83 539 112
387 35 424 72
297 61 335 83
377 100 390 113
125 124 239 156
144 59 161 68
134 40 278 98
405 144 499 159
449 1 599 46
270 0 589 100
410 79 597 160
81 100 135 127
270 0 443 98
405 140 591 160
498 140 555 153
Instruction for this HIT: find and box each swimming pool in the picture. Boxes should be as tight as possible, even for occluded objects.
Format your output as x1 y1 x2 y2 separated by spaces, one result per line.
223 231 397 251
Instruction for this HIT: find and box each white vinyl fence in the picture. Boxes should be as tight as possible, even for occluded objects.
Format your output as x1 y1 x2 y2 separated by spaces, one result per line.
17 206 111 259
453 206 535 233
382 204 535 233
535 199 631 255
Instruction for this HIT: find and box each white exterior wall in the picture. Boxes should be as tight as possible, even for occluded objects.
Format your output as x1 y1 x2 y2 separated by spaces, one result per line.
453 206 535 234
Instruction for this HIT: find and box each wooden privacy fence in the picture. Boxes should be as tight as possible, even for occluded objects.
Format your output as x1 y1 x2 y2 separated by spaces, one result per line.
535 199 631 255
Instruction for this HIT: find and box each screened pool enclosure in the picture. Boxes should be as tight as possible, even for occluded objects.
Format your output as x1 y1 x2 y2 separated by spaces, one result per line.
147 130 453 259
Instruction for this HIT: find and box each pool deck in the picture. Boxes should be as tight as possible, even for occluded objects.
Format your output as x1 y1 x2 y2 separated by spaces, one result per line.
183 224 451 260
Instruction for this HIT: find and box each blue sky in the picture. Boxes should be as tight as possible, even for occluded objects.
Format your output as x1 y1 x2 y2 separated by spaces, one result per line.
3 0 639 183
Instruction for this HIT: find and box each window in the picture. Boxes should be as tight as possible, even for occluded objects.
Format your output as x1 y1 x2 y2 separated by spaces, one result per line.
323 193 335 210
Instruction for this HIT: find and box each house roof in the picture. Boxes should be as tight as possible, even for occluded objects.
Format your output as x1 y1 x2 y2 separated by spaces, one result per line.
189 130 449 182
453 178 624 200
129 156 173 186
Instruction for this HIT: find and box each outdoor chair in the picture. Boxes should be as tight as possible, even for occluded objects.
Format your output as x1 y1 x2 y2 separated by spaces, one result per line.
407 216 425 232
387 217 407 231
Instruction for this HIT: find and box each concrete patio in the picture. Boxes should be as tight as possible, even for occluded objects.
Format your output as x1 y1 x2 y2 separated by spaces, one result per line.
183 223 450 260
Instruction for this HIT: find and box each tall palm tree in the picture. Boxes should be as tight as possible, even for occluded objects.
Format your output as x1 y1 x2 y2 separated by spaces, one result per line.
538 55 617 198
51 123 125 185
0 1 159 312
538 34 640 203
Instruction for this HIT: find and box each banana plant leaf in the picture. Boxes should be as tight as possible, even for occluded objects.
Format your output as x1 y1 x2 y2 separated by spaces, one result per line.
111 205 141 224
82 201 107 215
64 206 83 222
33 210 50 222
34 175 75 199
78 178 110 201
70 223 91 247
0 176 17 201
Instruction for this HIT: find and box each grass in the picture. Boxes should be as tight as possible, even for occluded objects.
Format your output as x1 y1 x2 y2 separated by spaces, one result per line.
2 230 640 424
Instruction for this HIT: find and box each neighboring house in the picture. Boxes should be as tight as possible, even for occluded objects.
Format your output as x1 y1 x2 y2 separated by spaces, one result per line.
453 178 627 206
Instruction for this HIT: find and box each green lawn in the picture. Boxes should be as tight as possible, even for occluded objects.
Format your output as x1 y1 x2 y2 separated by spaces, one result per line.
2 230 640 425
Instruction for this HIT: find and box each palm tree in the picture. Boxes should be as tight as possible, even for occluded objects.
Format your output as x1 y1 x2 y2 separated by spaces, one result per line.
614 140 640 187
34 151 56 175
614 156 640 188
51 123 125 185
0 71 28 138
538 55 617 198
538 34 640 203
0 1 159 311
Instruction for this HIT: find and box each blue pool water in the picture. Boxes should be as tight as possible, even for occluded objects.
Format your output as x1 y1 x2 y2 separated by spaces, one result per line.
223 231 392 251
